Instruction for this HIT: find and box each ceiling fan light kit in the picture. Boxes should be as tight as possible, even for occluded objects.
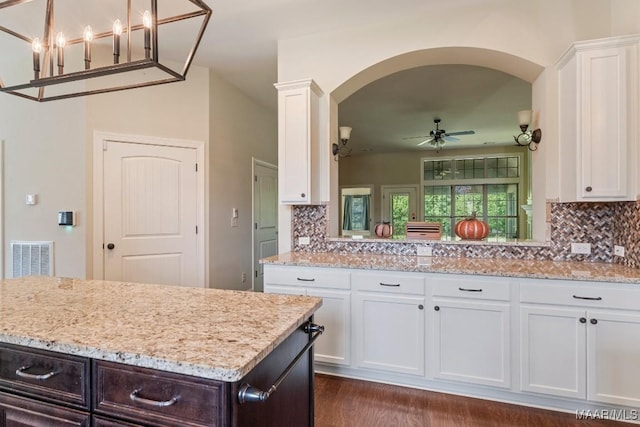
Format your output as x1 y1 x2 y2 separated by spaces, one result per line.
513 110 542 151
410 118 475 149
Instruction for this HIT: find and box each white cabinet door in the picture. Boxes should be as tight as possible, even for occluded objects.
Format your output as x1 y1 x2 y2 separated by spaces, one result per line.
520 305 586 399
274 79 323 204
588 310 640 407
558 35 639 202
307 288 351 366
432 300 510 388
353 292 425 376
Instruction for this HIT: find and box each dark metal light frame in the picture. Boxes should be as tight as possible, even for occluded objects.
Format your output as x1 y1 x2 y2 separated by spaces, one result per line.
0 0 212 102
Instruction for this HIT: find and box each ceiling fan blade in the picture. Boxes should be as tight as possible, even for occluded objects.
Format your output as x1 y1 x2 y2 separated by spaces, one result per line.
443 135 459 142
403 135 430 140
445 130 475 136
417 137 434 146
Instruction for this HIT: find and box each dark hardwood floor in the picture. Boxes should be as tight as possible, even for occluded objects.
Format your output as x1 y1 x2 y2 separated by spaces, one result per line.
314 374 629 427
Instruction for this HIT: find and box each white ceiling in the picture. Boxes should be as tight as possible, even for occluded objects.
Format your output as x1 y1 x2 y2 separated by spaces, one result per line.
195 0 534 154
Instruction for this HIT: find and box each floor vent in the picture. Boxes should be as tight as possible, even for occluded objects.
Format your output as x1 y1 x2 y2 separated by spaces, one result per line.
11 241 54 278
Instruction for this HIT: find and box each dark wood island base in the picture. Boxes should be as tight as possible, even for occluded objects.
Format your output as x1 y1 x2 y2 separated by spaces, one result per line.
0 323 318 427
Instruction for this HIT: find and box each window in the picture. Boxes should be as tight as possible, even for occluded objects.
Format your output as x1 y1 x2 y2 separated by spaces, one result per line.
422 155 522 240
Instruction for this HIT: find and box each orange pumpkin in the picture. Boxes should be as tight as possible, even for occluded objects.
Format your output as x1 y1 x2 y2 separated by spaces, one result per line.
454 212 490 240
374 222 393 238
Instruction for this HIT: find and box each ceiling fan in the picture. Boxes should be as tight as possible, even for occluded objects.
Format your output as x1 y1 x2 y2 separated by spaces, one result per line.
405 118 475 148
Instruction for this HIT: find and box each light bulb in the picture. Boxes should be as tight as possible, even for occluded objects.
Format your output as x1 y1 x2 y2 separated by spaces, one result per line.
113 19 123 36
31 37 42 53
83 25 93 42
143 10 152 28
56 32 66 48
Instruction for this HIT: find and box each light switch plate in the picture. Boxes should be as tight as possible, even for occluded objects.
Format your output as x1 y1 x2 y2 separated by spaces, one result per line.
417 245 433 257
614 245 625 257
298 236 310 246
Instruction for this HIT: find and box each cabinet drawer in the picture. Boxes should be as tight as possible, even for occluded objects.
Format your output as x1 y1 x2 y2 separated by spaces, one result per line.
0 391 90 426
520 280 639 310
93 415 145 426
430 275 511 301
353 271 424 295
264 266 351 289
93 361 228 427
0 344 90 409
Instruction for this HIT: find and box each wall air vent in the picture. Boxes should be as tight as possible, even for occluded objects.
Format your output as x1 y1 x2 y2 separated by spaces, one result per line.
11 241 54 278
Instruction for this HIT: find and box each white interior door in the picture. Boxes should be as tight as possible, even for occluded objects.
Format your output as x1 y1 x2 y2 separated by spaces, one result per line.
381 185 418 238
103 140 200 287
253 161 278 292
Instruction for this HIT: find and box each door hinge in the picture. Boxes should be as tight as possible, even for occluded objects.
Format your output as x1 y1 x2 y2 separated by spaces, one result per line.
196 226 198 234
254 175 258 182
254 223 258 230
255 270 258 278
195 163 198 172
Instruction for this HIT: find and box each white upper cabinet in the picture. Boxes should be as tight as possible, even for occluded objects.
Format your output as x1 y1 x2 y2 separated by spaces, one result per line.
274 79 324 204
558 35 639 202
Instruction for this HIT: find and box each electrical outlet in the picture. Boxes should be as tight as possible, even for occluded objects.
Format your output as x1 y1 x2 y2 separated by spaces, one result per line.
231 217 238 227
571 243 591 255
417 245 433 257
614 245 626 257
241 272 247 283
298 236 310 246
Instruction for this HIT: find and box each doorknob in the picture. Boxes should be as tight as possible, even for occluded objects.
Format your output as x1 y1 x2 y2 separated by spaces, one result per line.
107 243 115 250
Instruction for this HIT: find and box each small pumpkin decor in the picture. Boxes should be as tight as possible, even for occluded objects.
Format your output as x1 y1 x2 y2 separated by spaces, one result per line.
374 221 393 238
454 212 490 240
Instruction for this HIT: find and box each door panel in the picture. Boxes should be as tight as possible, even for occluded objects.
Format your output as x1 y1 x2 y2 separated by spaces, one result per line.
104 141 199 287
381 186 418 238
254 163 278 292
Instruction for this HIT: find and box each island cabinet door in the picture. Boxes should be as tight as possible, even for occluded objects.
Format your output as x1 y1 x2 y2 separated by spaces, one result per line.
232 325 314 427
0 392 90 426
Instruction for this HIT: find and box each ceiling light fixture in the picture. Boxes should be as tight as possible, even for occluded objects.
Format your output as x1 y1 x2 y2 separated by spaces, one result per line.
0 0 211 102
332 126 353 158
513 110 542 151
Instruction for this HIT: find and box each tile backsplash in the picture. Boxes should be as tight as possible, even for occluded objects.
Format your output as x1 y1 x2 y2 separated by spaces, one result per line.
291 201 640 268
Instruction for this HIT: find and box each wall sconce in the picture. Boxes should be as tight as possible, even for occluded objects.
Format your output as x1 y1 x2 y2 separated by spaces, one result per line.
332 126 353 157
513 110 542 151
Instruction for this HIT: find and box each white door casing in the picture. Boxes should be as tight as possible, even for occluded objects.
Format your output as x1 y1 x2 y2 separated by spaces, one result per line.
252 159 278 292
93 132 206 287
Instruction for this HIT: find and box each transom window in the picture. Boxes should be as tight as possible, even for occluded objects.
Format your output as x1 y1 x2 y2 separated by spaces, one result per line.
422 155 523 240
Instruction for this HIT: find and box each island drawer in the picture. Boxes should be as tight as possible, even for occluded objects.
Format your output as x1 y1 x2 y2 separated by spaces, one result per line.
264 265 351 289
0 343 90 409
429 275 511 301
93 361 229 427
352 271 425 295
0 392 90 426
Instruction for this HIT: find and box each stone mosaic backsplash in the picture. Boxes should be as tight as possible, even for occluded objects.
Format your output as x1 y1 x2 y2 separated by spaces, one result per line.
291 202 640 268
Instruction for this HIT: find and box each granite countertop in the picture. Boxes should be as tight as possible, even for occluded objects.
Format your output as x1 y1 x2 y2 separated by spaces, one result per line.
0 277 322 382
261 252 640 284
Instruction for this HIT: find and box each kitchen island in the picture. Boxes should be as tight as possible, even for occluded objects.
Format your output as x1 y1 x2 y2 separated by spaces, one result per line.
0 276 322 426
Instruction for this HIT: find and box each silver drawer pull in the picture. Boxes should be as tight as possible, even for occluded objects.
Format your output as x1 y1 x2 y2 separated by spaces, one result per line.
15 366 58 381
380 282 400 287
459 287 483 292
296 277 315 282
129 389 179 407
573 295 602 301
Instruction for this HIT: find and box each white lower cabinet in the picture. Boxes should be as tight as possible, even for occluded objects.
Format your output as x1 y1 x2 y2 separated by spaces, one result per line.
353 291 425 376
429 275 511 388
520 280 640 407
264 266 351 366
351 271 425 376
264 263 640 414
